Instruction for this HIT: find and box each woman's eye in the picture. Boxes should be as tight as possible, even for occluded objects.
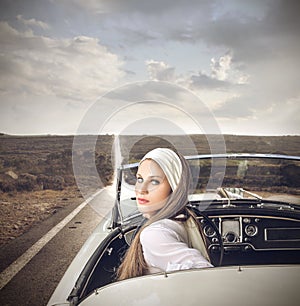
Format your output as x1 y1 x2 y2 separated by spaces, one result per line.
151 179 160 185
136 177 143 184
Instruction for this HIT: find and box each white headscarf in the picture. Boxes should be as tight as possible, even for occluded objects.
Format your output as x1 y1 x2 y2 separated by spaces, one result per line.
140 148 182 191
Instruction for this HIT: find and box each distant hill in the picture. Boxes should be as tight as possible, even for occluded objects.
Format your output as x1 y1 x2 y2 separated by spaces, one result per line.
119 134 300 162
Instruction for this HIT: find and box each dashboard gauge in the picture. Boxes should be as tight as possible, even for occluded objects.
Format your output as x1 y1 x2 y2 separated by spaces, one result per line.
245 224 258 237
204 225 216 237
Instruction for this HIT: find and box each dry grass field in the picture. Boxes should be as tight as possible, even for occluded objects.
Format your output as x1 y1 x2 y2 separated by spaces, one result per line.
0 134 299 245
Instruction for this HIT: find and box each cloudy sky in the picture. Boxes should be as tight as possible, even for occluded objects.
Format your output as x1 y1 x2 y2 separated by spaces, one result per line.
0 0 299 136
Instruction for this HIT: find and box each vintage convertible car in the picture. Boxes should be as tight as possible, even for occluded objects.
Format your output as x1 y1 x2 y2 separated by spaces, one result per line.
48 153 300 306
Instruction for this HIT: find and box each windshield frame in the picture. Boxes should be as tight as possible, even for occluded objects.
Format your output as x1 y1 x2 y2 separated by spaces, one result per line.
112 153 300 227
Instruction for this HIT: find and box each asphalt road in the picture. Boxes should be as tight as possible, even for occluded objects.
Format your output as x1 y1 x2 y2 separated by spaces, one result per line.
0 188 114 306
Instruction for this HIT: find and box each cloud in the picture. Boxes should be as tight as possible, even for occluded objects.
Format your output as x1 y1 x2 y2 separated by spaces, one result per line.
71 0 300 65
212 51 300 121
217 94 300 135
145 52 248 91
146 60 176 81
263 0 300 37
0 22 125 101
141 48 298 134
190 72 231 90
211 53 231 81
0 0 299 135
201 1 300 64
47 1 299 75
17 14 50 30
69 0 211 15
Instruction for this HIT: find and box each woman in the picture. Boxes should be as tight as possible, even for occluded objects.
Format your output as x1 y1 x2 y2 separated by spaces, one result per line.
117 148 212 280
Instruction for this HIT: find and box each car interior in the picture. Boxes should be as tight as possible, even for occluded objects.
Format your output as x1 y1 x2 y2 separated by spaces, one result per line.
67 156 300 305
68 202 300 304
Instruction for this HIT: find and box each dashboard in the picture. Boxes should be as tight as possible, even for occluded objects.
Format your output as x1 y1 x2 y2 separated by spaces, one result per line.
199 214 300 266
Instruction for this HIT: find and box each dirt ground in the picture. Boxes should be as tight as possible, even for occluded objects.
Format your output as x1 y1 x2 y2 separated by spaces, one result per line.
0 187 84 245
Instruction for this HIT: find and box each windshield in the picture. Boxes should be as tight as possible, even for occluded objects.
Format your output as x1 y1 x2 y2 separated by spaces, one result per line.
118 154 300 222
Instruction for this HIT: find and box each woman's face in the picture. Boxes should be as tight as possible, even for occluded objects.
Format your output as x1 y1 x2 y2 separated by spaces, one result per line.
135 159 172 218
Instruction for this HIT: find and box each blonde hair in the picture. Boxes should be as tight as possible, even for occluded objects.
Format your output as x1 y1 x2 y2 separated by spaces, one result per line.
116 151 193 280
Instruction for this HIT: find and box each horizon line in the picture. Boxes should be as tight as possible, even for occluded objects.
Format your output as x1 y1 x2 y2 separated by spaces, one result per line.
1 132 300 137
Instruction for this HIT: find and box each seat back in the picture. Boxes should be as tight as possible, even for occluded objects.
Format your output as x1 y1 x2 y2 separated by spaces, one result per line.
184 216 210 262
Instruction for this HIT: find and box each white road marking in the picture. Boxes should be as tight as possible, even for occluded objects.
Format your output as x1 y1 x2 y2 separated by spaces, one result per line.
0 188 103 290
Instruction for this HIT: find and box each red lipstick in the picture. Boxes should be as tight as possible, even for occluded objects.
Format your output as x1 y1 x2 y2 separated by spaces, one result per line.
137 198 149 205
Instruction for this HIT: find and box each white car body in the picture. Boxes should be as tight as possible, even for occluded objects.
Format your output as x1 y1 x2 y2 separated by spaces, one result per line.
48 154 300 306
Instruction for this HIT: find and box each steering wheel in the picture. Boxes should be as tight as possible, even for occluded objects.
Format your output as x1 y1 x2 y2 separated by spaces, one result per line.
190 206 224 266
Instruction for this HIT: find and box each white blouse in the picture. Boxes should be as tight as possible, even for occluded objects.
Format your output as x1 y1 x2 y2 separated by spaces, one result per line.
140 219 213 274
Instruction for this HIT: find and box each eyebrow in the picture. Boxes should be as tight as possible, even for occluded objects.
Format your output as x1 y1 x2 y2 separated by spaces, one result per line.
136 174 164 178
